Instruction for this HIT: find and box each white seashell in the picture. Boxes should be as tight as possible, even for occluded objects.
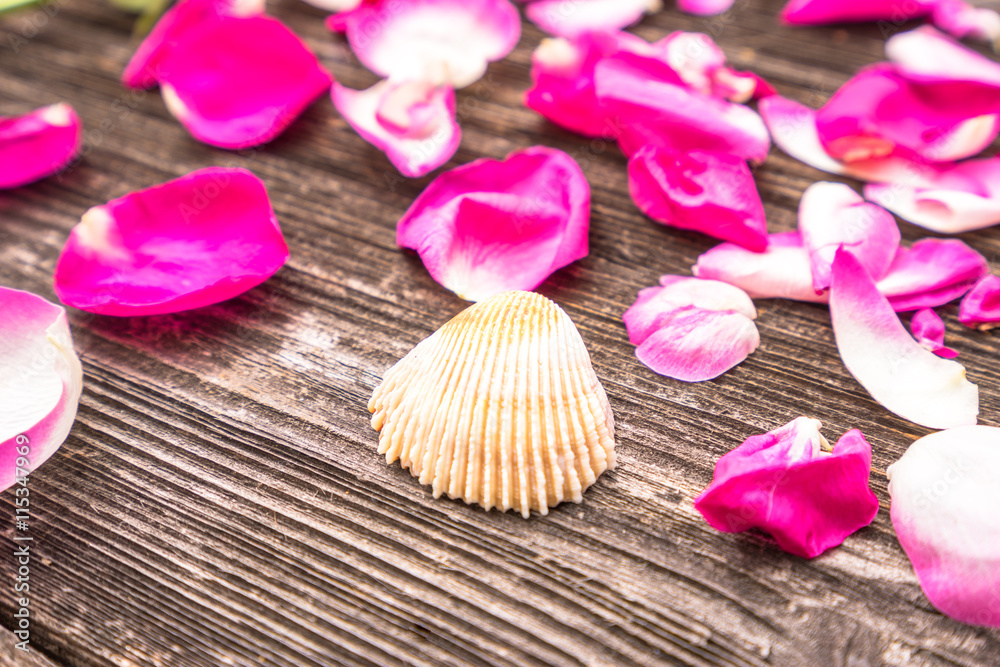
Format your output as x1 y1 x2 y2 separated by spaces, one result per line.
369 291 616 518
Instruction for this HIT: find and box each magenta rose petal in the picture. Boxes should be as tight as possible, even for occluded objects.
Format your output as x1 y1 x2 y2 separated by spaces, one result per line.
155 16 331 150
910 308 959 358
623 276 756 345
330 0 520 89
121 0 264 90
332 77 460 178
396 146 590 301
695 417 879 559
677 0 734 16
0 104 82 189
53 167 289 316
798 182 900 292
525 0 661 37
595 56 770 162
829 248 978 429
888 426 1000 628
959 274 1000 330
875 238 988 312
0 288 83 493
628 145 768 251
780 0 936 25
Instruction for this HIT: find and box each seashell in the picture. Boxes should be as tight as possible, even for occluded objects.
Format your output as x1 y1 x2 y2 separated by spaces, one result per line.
369 290 616 518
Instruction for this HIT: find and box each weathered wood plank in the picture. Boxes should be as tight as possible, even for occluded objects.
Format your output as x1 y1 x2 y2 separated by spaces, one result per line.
3 0 1000 665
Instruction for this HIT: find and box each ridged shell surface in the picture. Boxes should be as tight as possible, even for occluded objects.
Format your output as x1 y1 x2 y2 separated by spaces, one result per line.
368 291 616 518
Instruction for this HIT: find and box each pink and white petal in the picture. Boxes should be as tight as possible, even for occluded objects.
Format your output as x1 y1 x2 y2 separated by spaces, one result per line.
932 0 1000 42
888 426 1000 627
623 276 755 344
596 57 771 162
959 274 1000 330
634 307 759 382
692 232 825 303
0 104 82 189
396 146 590 301
798 181 900 291
780 0 936 25
628 146 768 251
654 31 727 95
910 308 959 358
121 0 263 89
53 167 289 316
0 288 83 492
301 0 361 11
677 0 734 16
157 16 332 150
876 238 988 311
865 182 1000 233
695 418 879 558
758 95 939 183
525 0 661 37
886 26 1000 89
829 249 978 429
333 78 460 178
337 0 521 89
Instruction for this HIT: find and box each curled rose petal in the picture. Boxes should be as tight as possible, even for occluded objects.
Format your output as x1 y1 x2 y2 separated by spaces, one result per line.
524 31 646 137
53 168 289 316
595 55 771 162
396 146 590 301
0 104 82 189
628 145 768 251
959 274 1000 330
623 276 759 381
525 0 662 37
332 76 460 178
780 0 936 25
864 157 1000 233
910 308 959 358
328 0 521 89
0 288 83 492
798 182 900 292
888 426 1000 627
694 233 986 311
829 249 978 429
121 0 264 90
655 31 775 103
694 417 879 559
677 0 734 16
157 16 332 149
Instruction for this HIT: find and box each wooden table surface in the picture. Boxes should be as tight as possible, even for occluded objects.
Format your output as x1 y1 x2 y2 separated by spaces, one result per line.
3 0 1000 664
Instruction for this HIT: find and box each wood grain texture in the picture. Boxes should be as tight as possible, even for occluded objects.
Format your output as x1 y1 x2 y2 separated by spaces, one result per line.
3 0 1000 665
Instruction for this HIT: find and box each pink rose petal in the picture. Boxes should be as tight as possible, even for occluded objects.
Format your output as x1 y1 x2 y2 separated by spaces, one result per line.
829 248 978 429
623 276 759 382
655 31 775 103
157 16 332 150
910 307 959 358
525 0 661 37
0 104 82 189
328 0 521 89
677 0 734 16
780 0 936 25
932 0 1000 42
121 0 264 90
888 426 1000 627
694 233 986 312
0 288 83 493
623 275 756 344
53 167 289 316
594 55 771 162
959 274 1000 330
332 76 460 178
886 26 1000 90
798 182 900 292
694 417 879 559
874 238 988 311
396 146 590 301
628 145 768 251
